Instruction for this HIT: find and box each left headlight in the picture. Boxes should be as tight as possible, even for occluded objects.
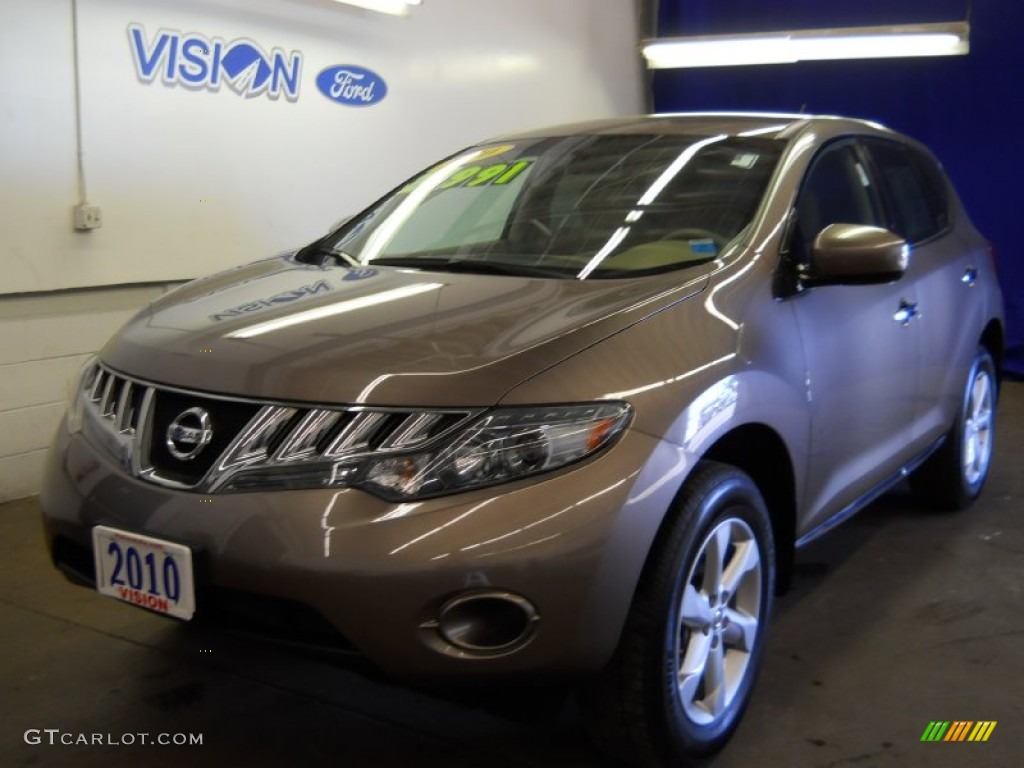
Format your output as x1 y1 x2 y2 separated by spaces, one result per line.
359 403 631 500
223 402 631 501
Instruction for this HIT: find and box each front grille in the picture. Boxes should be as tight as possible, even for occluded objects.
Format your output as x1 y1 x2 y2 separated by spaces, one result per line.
88 366 146 432
76 362 476 493
148 390 260 486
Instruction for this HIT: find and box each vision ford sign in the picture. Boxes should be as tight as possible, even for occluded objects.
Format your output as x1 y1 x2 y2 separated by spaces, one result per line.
316 65 388 107
128 24 302 101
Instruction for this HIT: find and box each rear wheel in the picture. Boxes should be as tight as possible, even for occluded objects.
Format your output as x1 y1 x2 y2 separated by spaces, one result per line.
912 347 997 510
580 461 775 766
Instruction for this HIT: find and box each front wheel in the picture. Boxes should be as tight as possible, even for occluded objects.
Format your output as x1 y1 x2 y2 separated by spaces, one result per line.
912 347 997 510
580 461 775 766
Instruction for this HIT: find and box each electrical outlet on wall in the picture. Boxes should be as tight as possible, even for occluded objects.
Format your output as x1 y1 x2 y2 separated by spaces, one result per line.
73 203 102 231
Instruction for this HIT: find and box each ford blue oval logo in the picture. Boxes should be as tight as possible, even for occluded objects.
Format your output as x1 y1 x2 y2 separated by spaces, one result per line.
316 65 387 107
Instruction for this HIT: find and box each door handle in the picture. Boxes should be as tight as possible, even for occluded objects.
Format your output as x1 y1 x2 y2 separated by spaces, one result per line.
893 299 920 326
962 266 978 286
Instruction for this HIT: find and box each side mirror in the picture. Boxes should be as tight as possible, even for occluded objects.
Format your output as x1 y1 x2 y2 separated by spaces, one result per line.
801 223 908 287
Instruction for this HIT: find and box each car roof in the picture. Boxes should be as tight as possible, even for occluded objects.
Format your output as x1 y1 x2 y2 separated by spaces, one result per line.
493 112 891 142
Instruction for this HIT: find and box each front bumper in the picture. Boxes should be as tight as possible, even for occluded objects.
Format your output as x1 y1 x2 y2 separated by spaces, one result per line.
40 419 674 682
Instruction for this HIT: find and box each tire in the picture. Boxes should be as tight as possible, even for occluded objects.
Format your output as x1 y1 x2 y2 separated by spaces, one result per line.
912 347 997 510
579 461 776 767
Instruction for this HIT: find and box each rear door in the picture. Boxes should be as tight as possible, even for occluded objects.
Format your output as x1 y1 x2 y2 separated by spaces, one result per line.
786 139 921 534
860 138 979 446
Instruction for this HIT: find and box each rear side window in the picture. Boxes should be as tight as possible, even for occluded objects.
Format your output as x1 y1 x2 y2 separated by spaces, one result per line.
864 139 950 243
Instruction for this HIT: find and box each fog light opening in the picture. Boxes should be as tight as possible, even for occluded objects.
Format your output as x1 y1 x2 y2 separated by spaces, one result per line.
437 592 537 652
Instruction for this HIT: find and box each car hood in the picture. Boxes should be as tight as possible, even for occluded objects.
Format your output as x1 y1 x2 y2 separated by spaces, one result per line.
101 254 712 406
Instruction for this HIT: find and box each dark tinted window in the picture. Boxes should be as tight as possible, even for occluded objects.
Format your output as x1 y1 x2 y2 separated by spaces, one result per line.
792 142 882 260
865 139 949 243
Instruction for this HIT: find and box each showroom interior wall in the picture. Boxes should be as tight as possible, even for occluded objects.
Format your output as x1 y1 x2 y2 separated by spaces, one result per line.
652 0 1024 376
0 0 645 502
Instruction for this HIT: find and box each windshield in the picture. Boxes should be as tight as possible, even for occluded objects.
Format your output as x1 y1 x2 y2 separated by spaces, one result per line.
319 133 784 279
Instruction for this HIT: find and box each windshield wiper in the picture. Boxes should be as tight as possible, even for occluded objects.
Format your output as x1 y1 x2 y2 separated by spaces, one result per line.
295 244 360 267
322 248 360 267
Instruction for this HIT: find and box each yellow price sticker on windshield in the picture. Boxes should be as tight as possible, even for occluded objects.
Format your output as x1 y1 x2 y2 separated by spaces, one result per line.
438 160 533 190
398 158 533 196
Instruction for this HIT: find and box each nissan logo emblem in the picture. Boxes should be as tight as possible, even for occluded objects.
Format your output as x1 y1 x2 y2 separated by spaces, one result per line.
166 407 213 461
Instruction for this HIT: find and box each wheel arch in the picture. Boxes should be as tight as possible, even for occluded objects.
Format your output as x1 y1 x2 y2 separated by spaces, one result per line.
980 319 1004 382
701 424 797 593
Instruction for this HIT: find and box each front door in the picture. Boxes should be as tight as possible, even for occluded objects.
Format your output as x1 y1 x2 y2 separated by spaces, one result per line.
786 140 921 535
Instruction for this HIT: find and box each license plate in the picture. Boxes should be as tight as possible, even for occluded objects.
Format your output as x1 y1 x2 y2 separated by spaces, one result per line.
92 526 196 620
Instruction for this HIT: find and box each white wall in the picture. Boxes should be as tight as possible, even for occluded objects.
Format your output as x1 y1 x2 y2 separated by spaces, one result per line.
0 0 645 500
0 284 182 501
1 0 644 293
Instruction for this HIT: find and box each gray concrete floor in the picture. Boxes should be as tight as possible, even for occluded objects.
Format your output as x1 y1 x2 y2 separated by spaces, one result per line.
2 382 1022 767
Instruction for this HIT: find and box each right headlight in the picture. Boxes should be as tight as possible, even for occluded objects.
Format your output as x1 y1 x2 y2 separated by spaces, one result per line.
359 403 632 500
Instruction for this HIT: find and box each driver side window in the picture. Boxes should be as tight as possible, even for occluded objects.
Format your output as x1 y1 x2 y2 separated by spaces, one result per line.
792 142 883 263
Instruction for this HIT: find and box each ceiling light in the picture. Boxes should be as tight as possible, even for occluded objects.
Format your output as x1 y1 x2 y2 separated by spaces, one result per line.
642 21 969 69
329 0 422 17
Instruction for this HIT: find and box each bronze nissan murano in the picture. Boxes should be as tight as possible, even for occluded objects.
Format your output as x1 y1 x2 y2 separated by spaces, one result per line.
41 114 1004 765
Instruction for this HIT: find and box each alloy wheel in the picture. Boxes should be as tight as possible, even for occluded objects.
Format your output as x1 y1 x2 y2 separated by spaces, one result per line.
963 366 994 486
675 516 762 725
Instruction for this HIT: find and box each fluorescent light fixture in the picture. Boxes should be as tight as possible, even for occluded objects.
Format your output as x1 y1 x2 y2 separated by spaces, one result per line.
329 0 421 17
643 21 969 69
226 282 444 339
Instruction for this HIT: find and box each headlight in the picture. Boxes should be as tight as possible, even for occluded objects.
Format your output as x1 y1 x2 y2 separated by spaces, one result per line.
66 356 99 434
360 403 631 500
222 403 631 500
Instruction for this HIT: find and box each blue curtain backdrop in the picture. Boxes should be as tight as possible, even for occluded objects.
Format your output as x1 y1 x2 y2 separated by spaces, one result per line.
652 0 1024 376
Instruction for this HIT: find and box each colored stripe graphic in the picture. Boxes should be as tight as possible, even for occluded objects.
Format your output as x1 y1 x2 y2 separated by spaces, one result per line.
921 721 996 742
944 721 972 741
921 721 950 741
968 722 997 742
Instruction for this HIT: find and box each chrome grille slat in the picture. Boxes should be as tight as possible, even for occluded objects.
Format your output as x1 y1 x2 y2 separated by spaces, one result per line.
130 386 155 476
273 409 344 462
324 412 392 457
98 373 116 417
218 406 298 471
114 381 134 433
78 363 478 492
88 367 107 402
